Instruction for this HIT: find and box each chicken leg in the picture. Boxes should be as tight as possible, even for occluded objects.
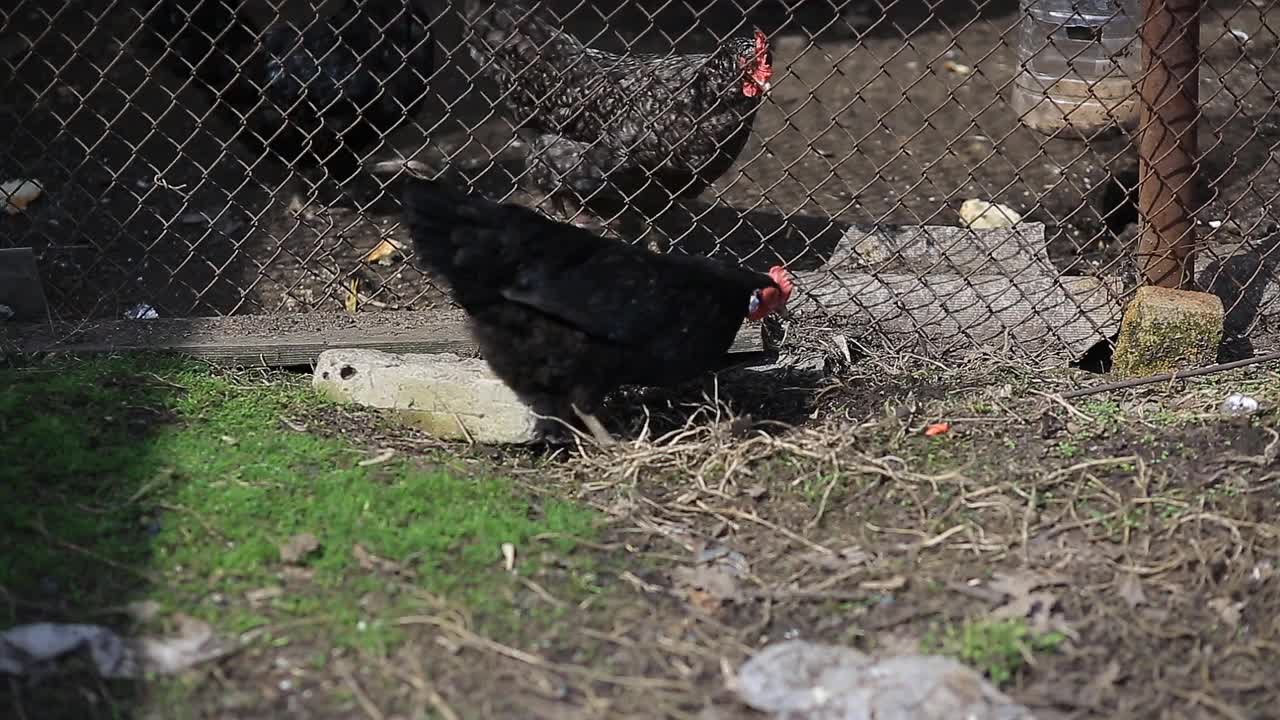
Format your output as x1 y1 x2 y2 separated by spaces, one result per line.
571 404 616 448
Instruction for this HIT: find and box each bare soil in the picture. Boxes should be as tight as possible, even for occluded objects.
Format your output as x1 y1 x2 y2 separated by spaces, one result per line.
176 354 1280 719
3 0 1279 342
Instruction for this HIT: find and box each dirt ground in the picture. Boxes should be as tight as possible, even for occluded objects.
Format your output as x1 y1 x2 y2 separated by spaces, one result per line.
10 349 1277 720
3 0 1279 338
256 356 1280 720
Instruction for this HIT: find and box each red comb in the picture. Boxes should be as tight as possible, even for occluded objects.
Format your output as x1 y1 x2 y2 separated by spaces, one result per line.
768 265 793 300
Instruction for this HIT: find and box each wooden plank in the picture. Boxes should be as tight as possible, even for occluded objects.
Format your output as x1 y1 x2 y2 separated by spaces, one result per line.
789 267 1125 362
825 222 1057 278
0 247 51 324
3 308 765 367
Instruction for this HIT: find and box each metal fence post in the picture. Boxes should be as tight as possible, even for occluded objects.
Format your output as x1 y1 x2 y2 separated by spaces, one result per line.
1137 0 1202 289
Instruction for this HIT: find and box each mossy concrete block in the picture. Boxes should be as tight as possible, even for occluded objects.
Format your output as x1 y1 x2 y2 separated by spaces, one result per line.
1112 286 1224 377
312 349 538 444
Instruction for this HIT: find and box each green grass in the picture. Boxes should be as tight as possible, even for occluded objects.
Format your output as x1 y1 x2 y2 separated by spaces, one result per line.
0 355 599 654
923 619 1065 686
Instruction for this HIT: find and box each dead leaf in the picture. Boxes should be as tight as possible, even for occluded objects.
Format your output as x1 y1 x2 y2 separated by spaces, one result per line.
357 448 396 466
987 570 1068 598
219 435 238 446
2 179 43 215
353 542 416 579
245 586 283 608
280 566 314 582
1208 597 1244 627
1115 572 1146 609
859 575 908 592
674 565 740 612
924 422 951 437
988 571 1076 639
801 545 870 571
363 237 405 265
501 542 516 573
1079 660 1122 707
279 533 320 564
942 59 972 75
745 484 769 500
674 544 750 612
686 588 722 614
959 198 1022 229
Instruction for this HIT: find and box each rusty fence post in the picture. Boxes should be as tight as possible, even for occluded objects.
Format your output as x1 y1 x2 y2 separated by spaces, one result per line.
1137 0 1201 289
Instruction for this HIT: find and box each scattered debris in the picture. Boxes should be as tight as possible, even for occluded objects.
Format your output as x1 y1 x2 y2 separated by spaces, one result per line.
124 303 160 320
352 542 416 580
924 422 950 437
1250 561 1275 585
1221 392 1260 417
344 278 360 315
245 586 284 608
2 178 43 215
501 542 517 572
674 544 750 614
0 615 227 678
279 532 321 564
363 237 406 265
1115 572 1146 609
942 59 972 75
356 448 396 466
959 199 1022 229
1078 660 1123 708
1208 597 1245 628
732 639 1038 720
987 571 1076 640
859 575 908 592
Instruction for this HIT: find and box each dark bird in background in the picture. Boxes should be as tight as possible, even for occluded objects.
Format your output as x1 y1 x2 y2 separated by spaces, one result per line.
464 0 773 221
142 0 435 217
401 176 794 446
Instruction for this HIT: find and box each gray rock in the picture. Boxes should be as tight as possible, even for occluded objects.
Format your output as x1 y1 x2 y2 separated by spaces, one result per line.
734 640 1037 720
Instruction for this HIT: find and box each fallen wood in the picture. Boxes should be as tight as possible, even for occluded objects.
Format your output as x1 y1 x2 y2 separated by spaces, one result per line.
789 268 1126 362
3 308 765 367
826 222 1057 278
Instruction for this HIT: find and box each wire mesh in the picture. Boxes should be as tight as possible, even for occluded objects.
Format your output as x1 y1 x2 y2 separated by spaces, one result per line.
1 0 1277 360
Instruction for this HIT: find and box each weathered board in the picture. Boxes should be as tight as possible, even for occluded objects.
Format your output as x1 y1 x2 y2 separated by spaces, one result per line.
3 307 766 367
792 222 1127 362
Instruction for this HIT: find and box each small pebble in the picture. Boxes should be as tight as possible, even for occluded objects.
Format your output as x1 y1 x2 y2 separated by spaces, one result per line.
1221 393 1259 417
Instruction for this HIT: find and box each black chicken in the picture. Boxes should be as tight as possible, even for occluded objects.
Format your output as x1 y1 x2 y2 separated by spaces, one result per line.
401 176 793 446
464 0 773 213
142 0 435 216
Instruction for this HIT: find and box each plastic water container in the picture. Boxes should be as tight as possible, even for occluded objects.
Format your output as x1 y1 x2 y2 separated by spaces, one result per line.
1012 0 1141 136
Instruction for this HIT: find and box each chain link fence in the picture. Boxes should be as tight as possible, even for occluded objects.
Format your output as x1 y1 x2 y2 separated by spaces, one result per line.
2 0 1278 361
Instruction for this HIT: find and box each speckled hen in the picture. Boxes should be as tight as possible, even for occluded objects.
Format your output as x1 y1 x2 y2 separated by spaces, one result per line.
464 0 773 210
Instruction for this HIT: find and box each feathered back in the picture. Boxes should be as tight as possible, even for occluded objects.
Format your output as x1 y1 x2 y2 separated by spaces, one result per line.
464 0 582 70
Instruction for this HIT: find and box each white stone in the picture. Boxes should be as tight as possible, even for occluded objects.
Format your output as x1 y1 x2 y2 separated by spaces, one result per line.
312 349 538 444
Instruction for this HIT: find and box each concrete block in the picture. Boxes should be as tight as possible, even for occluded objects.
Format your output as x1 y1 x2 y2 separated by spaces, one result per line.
312 349 538 444
1112 286 1224 377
